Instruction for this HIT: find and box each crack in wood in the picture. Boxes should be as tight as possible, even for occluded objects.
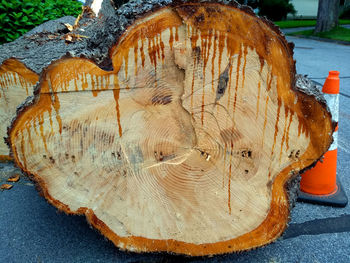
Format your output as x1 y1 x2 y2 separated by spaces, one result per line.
151 94 172 105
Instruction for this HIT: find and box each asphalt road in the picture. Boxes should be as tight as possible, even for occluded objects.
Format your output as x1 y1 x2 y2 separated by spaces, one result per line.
1 36 350 263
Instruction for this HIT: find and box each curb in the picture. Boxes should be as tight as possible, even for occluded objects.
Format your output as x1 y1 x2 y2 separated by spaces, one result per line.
288 34 350 46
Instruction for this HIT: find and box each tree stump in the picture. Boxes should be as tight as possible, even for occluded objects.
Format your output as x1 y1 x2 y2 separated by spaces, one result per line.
7 1 333 256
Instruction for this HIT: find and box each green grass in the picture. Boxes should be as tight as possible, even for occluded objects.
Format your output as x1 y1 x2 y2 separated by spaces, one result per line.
275 19 350 28
288 26 350 42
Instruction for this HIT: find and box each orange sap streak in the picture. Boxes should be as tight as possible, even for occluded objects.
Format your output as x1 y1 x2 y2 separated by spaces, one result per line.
113 88 122 137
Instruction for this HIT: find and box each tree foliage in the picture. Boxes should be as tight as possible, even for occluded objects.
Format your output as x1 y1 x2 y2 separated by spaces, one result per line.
237 0 296 21
0 0 82 44
258 0 296 21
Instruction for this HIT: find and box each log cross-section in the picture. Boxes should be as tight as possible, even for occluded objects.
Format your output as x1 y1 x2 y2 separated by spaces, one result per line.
0 59 38 160
8 3 333 255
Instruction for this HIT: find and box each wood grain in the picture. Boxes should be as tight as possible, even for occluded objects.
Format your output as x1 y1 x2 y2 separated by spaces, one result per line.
8 3 333 255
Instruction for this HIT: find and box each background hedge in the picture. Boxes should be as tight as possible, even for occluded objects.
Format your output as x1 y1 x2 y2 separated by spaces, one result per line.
0 0 82 44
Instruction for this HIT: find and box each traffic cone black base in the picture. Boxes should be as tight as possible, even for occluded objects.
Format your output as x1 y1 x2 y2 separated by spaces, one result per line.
297 179 348 207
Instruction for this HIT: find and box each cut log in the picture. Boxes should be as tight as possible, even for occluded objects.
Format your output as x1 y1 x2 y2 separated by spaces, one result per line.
0 59 38 160
7 1 333 256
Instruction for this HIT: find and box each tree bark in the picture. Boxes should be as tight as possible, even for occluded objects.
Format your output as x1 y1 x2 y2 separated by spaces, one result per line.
4 0 333 256
315 0 340 33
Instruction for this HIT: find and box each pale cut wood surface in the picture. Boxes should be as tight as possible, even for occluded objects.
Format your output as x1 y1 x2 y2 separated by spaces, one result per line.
9 3 333 255
0 59 38 160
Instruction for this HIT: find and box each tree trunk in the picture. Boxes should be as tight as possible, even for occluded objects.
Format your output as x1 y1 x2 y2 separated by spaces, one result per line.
315 0 340 33
5 0 333 256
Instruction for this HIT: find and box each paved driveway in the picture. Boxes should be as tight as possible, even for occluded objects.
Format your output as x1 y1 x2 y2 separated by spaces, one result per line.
1 36 350 263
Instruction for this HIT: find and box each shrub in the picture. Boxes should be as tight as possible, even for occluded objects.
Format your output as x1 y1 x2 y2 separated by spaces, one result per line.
258 0 296 21
0 0 82 44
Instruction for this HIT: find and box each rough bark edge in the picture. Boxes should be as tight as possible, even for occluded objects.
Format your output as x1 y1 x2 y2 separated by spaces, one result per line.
282 74 336 216
295 74 328 110
5 1 333 256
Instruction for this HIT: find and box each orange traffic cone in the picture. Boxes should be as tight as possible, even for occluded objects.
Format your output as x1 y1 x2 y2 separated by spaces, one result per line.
298 71 348 207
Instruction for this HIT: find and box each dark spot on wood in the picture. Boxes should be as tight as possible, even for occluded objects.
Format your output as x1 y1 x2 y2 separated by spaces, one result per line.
49 156 55 164
195 14 204 24
43 155 46 158
71 155 75 162
65 153 69 158
216 63 230 102
112 152 115 157
267 180 272 188
228 245 232 248
199 150 207 157
74 172 79 176
154 150 175 162
193 46 201 62
245 170 249 174
117 152 121 160
241 150 252 158
151 94 172 105
288 149 300 159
